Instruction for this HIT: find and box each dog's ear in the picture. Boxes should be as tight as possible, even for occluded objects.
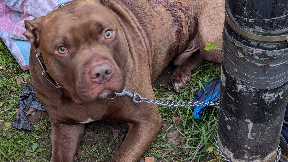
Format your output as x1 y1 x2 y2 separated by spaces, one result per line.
23 17 44 48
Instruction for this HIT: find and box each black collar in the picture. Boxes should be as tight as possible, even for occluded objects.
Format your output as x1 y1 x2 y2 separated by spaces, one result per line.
34 1 79 88
36 53 62 88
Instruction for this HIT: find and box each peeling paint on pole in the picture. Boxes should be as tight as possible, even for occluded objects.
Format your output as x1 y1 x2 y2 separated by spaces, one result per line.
246 119 254 140
218 0 288 161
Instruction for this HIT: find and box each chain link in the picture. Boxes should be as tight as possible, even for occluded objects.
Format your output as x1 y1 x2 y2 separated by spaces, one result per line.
214 136 282 162
276 146 282 162
109 89 219 108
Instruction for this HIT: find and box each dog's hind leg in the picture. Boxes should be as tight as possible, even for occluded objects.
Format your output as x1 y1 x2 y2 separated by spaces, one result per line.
172 49 203 92
172 0 224 92
172 35 204 92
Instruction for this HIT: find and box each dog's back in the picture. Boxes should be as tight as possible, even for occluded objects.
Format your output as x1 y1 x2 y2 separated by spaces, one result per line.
116 0 224 82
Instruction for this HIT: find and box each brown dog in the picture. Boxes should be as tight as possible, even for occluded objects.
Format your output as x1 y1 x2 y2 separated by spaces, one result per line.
24 0 224 161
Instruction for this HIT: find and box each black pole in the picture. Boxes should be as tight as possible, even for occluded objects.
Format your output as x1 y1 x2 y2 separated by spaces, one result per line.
218 0 288 161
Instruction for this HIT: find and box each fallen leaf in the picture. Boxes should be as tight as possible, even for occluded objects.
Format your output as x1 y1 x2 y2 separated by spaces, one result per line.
162 149 173 158
26 108 35 116
167 130 180 144
0 65 3 70
172 114 182 124
207 146 214 153
204 42 221 51
3 122 11 131
144 157 155 162
17 76 26 87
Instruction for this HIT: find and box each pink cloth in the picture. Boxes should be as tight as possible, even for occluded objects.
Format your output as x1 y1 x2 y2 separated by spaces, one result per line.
1 0 58 40
0 0 72 69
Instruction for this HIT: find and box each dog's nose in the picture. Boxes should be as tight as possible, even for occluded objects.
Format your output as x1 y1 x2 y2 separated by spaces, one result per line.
89 63 112 83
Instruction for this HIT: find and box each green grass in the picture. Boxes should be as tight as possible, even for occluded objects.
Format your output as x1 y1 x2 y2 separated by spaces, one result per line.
146 63 221 162
0 41 51 161
0 40 221 161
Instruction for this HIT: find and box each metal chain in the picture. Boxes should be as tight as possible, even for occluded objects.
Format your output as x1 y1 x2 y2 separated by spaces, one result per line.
112 90 282 162
109 89 219 108
276 146 282 162
214 136 282 162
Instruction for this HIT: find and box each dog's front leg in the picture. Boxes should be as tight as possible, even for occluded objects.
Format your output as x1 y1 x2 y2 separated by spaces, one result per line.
111 104 163 162
50 119 85 162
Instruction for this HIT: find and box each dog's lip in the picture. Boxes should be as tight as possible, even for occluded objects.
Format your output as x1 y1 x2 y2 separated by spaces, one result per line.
98 89 116 99
97 84 125 98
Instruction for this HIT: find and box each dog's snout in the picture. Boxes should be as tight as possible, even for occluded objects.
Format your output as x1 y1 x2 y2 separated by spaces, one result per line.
89 63 112 83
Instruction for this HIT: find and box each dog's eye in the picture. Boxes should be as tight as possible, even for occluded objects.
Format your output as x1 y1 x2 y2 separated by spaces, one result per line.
58 46 67 54
104 30 113 39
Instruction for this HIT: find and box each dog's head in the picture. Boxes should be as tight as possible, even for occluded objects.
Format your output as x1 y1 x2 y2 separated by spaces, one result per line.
24 0 127 103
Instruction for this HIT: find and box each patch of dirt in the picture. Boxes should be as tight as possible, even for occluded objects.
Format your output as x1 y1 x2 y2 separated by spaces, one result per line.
86 121 128 140
28 110 49 124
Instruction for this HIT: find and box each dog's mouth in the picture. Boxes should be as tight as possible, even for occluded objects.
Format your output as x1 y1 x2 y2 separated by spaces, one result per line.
74 80 124 103
69 89 120 104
